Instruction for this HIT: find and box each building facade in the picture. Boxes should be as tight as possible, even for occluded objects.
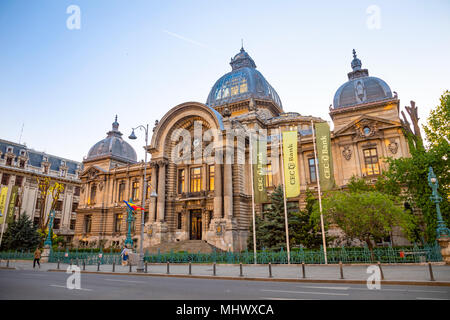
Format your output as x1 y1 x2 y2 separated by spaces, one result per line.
0 139 82 244
74 48 411 251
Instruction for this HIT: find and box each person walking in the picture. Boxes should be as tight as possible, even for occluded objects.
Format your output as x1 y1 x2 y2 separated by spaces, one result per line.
33 247 41 269
120 246 129 266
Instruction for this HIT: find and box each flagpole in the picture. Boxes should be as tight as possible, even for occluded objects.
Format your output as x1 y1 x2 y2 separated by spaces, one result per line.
278 129 291 264
311 120 328 265
249 136 257 265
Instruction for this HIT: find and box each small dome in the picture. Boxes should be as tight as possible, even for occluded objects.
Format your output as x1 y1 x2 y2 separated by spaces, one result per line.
206 47 282 109
86 116 137 163
333 50 392 109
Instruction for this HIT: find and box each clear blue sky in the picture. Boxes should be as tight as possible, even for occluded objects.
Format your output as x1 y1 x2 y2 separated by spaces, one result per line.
1 0 449 162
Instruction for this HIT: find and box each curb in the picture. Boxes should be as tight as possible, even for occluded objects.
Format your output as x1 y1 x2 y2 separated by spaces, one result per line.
46 269 450 287
0 267 15 270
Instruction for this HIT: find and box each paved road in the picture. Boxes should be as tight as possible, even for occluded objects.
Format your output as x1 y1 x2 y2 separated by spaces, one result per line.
0 269 449 300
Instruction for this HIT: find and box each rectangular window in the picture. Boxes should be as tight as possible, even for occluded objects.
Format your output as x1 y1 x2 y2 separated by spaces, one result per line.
19 160 25 168
364 148 380 176
84 215 92 233
72 202 78 213
53 218 60 229
144 211 149 223
190 167 202 193
55 200 63 211
6 157 12 166
74 187 81 196
70 219 76 230
146 175 151 199
208 165 215 191
308 158 317 183
178 169 185 194
90 185 96 205
114 214 122 232
1 174 10 186
118 182 125 201
265 164 273 187
15 176 23 186
177 212 182 229
131 181 140 201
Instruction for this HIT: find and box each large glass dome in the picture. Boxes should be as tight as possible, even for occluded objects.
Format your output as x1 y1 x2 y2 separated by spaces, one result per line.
206 47 282 109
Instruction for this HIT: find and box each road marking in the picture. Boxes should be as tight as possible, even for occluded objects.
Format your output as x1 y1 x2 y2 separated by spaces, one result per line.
416 297 449 300
261 297 317 300
381 288 447 294
261 289 349 296
103 278 147 283
49 285 92 291
298 286 350 290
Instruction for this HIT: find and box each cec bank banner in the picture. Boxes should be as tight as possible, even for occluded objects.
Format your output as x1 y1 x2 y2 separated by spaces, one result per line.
6 186 19 224
315 122 335 191
0 187 9 224
282 131 300 198
252 138 268 203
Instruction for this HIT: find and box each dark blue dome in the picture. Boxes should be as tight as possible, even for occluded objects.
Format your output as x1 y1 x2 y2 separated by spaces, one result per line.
206 48 282 109
86 116 137 164
333 50 393 109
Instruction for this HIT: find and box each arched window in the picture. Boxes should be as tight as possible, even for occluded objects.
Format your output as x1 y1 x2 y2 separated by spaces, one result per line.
90 185 97 205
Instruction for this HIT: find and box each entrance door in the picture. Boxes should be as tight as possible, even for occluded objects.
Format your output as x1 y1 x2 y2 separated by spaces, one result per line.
190 210 202 240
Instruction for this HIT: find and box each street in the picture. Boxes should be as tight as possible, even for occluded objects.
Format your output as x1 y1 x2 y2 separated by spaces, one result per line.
0 269 449 300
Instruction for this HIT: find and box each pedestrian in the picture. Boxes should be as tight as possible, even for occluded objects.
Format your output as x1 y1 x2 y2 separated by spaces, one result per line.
33 247 41 269
120 246 129 266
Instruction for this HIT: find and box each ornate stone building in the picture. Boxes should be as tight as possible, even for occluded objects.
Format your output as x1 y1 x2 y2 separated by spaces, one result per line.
74 48 410 251
0 139 82 244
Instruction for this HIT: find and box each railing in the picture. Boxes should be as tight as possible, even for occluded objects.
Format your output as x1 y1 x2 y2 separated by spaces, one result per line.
0 243 442 265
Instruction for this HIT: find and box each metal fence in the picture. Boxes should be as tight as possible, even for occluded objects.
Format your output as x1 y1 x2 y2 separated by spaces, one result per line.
0 242 442 265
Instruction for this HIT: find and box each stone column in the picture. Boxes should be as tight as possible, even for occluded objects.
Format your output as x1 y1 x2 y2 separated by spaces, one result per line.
156 160 167 221
223 161 233 218
213 163 222 219
149 163 157 221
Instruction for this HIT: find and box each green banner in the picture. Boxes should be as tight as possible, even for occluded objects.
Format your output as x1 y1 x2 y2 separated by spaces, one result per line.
0 187 8 224
315 122 335 191
252 138 268 203
6 186 19 224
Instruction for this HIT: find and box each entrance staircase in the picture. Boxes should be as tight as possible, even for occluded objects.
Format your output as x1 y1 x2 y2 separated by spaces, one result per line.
145 240 222 254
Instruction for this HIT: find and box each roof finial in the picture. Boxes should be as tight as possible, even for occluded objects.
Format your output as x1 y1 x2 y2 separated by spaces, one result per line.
241 39 244 51
352 49 357 59
115 114 118 122
351 48 362 71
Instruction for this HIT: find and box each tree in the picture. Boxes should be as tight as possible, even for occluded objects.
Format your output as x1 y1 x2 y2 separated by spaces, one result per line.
312 190 415 258
1 213 42 251
248 186 325 251
381 90 450 241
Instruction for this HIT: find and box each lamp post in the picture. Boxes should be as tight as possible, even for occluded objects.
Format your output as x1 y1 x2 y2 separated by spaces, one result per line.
129 124 157 273
428 166 450 238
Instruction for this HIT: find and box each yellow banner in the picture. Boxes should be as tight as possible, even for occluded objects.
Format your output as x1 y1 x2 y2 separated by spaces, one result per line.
282 131 300 198
0 187 9 224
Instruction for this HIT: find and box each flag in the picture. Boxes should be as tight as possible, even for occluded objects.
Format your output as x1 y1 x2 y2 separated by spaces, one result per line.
0 187 8 224
315 122 335 191
123 200 144 211
6 186 18 224
252 138 268 203
282 131 300 198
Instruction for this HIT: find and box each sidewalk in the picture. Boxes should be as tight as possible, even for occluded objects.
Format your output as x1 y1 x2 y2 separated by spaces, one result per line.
2 260 450 285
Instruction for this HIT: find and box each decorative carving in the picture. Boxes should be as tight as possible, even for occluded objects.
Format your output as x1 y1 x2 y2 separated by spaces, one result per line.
353 120 377 140
342 146 352 161
222 107 231 118
98 182 104 191
248 98 256 111
388 141 398 154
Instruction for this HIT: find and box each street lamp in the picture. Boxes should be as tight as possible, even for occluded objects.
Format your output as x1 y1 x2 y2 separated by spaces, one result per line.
129 124 157 272
428 166 450 239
